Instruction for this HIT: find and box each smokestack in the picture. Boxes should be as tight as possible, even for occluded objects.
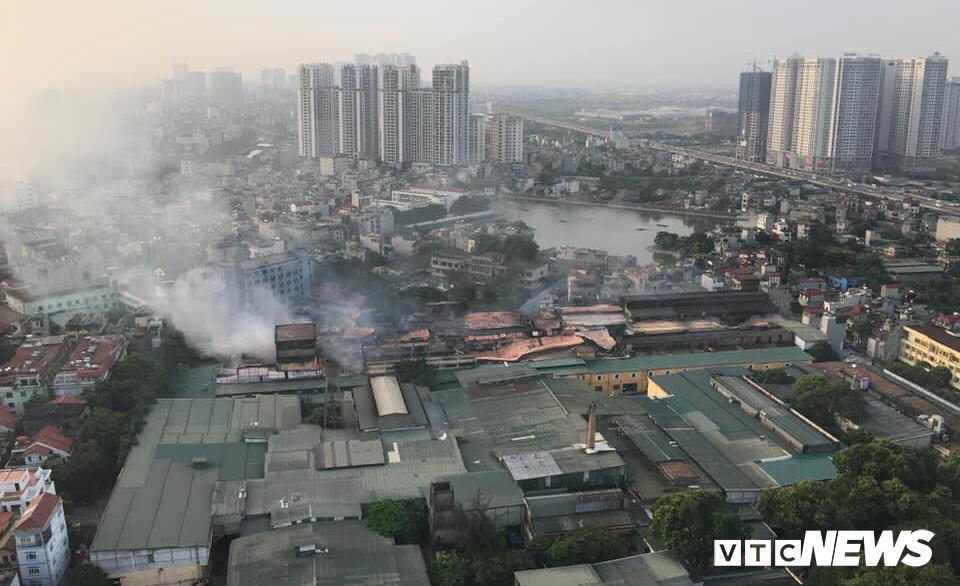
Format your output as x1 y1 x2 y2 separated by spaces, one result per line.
585 402 596 451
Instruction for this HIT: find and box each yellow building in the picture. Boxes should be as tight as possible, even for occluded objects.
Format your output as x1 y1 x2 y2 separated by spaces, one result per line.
556 347 814 396
901 325 960 390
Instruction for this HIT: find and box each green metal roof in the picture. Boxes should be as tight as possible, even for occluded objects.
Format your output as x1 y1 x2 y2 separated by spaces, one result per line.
758 453 836 486
582 347 813 374
447 470 524 510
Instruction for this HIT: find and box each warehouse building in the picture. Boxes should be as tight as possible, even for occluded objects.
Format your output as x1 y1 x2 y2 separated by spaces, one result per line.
548 346 814 395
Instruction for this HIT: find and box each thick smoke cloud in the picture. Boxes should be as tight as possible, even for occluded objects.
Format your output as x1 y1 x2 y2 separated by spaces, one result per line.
0 89 309 363
136 268 299 361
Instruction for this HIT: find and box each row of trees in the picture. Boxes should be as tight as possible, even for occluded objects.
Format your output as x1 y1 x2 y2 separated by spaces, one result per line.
52 351 165 504
472 233 540 264
889 362 956 398
789 374 865 435
759 441 960 585
653 231 714 255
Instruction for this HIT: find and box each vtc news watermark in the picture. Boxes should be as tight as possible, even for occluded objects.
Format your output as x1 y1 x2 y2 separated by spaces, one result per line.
715 531 934 567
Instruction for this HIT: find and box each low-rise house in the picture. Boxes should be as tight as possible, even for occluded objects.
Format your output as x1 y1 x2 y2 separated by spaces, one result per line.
0 410 19 435
22 398 86 437
11 428 72 466
0 468 55 516
0 338 71 415
52 336 125 397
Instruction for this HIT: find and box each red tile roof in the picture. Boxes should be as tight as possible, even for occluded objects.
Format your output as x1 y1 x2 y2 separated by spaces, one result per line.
59 337 119 382
14 493 59 532
0 511 13 531
0 338 70 387
30 426 72 455
0 408 19 431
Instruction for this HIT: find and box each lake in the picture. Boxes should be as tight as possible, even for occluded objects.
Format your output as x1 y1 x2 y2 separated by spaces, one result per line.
494 199 720 264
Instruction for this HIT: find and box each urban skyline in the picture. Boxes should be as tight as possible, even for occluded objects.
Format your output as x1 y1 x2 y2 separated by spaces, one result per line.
738 51 953 174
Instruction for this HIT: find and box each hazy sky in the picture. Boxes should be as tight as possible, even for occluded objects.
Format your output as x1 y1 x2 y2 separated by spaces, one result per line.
2 0 958 183
5 0 959 95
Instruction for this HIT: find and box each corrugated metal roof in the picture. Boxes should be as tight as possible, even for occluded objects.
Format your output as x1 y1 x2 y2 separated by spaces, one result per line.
371 376 408 416
583 347 813 374
91 396 301 554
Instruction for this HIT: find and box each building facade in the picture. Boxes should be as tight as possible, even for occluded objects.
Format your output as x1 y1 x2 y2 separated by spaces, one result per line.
432 62 471 166
378 64 420 164
767 56 801 168
940 78 960 151
488 113 524 163
736 70 772 162
828 54 882 173
209 69 242 109
900 324 960 391
13 494 68 586
299 58 471 166
875 54 949 171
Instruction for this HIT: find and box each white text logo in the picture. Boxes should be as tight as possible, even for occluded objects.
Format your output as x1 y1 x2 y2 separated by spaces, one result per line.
714 531 934 567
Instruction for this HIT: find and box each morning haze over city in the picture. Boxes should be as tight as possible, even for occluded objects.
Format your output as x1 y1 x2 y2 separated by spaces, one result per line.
3 2 960 586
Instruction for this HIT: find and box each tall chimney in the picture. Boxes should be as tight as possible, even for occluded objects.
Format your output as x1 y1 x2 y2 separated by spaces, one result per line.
585 402 596 451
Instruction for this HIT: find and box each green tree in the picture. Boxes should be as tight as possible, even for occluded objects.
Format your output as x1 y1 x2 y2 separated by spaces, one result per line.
395 359 432 387
807 341 838 362
430 552 472 586
790 374 865 431
651 491 748 571
686 232 713 254
544 526 629 567
833 441 938 493
751 369 794 385
811 563 960 586
449 195 491 216
364 500 427 544
757 480 838 538
654 231 680 249
472 551 536 586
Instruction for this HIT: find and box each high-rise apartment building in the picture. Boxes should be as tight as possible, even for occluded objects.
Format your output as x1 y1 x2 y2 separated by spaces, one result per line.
412 88 435 165
378 64 420 164
736 70 772 162
767 57 801 167
298 57 469 166
790 57 836 168
298 63 340 158
260 68 287 91
339 64 380 160
767 54 882 174
470 113 489 164
875 53 949 171
355 53 416 67
940 78 960 151
209 68 243 109
488 113 524 163
828 54 882 173
432 62 471 166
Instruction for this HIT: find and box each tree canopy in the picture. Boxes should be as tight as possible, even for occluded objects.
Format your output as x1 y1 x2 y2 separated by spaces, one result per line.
364 499 427 545
789 374 865 432
650 490 747 571
759 441 960 584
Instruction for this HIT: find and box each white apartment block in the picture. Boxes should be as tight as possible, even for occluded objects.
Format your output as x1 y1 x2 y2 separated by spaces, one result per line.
875 53 949 170
14 494 68 586
0 468 56 517
298 57 471 167
940 78 960 151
